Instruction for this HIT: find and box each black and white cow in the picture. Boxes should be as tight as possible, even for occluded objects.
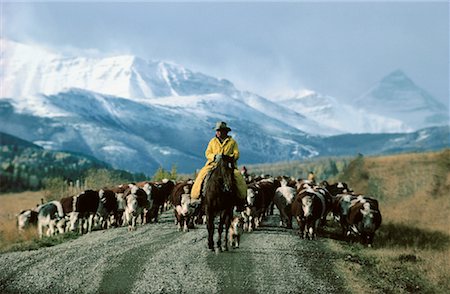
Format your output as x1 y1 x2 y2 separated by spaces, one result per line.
96 189 119 229
60 190 100 234
37 200 66 238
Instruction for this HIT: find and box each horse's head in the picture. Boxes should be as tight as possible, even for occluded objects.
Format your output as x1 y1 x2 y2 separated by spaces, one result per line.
214 154 235 193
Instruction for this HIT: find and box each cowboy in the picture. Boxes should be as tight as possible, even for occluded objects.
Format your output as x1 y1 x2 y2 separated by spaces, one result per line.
190 122 247 206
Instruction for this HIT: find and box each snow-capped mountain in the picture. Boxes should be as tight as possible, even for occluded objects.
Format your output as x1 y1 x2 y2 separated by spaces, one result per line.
1 39 447 174
1 39 237 101
276 91 411 134
354 70 449 130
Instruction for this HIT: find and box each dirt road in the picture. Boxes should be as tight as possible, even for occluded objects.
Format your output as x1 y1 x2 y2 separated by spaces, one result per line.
0 211 347 293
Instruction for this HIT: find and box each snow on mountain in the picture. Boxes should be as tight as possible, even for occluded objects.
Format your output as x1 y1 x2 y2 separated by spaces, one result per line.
354 70 449 130
277 91 411 134
1 39 237 101
0 88 321 173
1 39 447 173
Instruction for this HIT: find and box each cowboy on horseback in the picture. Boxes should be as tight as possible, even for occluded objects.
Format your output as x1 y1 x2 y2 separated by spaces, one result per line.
191 121 247 208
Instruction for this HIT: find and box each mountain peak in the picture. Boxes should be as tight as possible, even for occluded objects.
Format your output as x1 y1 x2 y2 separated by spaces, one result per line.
378 69 417 90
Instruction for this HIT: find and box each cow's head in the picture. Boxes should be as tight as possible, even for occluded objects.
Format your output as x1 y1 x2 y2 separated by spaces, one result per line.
126 194 139 215
360 203 376 232
246 188 257 206
179 194 192 216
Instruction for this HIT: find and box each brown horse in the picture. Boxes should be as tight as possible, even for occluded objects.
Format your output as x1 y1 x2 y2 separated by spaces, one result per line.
203 154 237 252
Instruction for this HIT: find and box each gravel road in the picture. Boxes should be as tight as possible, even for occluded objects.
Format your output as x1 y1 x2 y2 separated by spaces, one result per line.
0 210 347 294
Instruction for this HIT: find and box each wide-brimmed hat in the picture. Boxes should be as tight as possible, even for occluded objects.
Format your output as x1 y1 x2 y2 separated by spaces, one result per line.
214 121 231 132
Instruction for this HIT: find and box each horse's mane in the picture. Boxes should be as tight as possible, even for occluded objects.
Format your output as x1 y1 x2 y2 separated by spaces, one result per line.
204 155 236 205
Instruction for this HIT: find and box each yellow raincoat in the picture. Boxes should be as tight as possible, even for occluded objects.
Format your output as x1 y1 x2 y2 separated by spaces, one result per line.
191 136 247 200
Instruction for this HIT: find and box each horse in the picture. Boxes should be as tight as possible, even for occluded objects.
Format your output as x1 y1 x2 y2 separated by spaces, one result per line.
203 154 237 252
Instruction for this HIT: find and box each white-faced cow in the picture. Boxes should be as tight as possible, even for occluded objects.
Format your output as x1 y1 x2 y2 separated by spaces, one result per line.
346 200 382 247
292 187 330 240
96 189 119 229
109 184 130 227
37 200 66 238
123 184 148 231
17 209 39 231
242 182 265 232
173 185 195 232
273 178 296 228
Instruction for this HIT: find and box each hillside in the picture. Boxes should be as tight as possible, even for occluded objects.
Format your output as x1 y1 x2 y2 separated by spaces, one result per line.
0 132 144 192
336 149 450 233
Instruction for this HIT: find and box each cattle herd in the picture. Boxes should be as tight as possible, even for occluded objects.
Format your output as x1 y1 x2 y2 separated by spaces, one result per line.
16 174 382 248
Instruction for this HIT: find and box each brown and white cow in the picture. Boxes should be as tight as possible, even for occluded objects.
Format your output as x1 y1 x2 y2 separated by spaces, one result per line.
291 186 330 240
273 178 296 228
17 209 39 231
242 182 265 232
109 184 130 226
173 185 196 232
123 184 148 231
346 200 382 247
321 181 352 196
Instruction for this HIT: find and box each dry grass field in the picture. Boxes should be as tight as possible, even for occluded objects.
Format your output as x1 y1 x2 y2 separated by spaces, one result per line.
0 191 45 250
328 149 450 293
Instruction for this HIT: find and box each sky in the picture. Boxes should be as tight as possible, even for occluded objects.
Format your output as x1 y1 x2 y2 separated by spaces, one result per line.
2 1 449 105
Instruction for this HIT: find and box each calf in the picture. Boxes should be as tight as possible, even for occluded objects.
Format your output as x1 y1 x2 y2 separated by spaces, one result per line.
17 209 38 231
228 216 244 248
37 201 66 238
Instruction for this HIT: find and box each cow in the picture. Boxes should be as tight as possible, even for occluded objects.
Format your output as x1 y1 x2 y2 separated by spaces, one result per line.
273 178 296 228
292 187 330 240
145 180 175 223
320 181 352 196
123 184 148 231
37 200 66 238
333 193 380 237
346 200 382 247
17 209 38 231
60 189 100 234
173 185 196 232
257 178 281 217
96 189 119 229
109 184 130 226
242 182 265 232
228 216 244 249
135 181 155 224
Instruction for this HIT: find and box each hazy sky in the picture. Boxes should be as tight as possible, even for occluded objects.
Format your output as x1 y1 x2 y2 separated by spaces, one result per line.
2 1 449 105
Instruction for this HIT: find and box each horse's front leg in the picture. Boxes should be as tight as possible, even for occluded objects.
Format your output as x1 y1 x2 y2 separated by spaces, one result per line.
223 213 231 251
217 217 223 252
207 215 214 251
